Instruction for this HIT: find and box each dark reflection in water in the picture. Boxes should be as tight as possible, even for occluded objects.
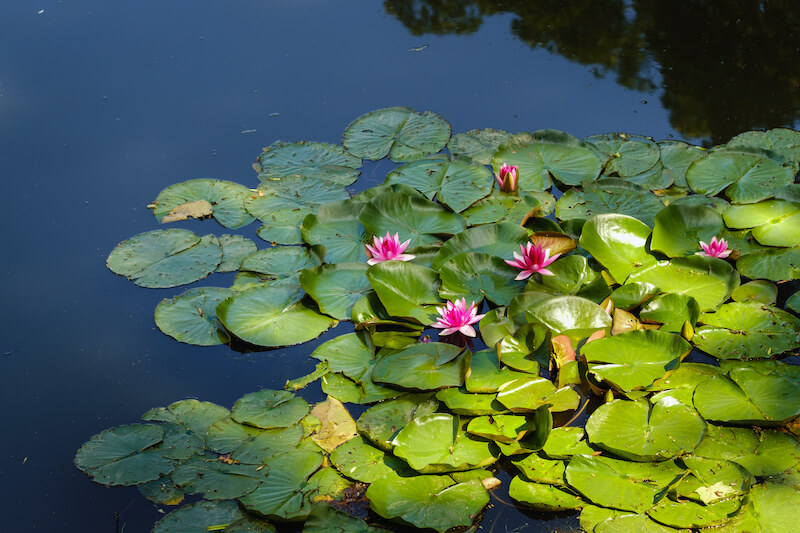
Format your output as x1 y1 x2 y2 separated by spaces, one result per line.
386 0 800 144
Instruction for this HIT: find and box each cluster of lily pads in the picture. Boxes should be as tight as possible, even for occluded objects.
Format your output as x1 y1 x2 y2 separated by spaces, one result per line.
79 107 800 532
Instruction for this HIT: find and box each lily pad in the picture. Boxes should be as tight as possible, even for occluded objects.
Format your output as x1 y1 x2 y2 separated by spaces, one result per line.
231 390 309 429
493 131 604 189
254 141 361 185
244 176 349 219
731 280 778 304
736 246 800 281
460 191 544 226
712 482 800 532
578 214 655 283
686 149 794 203
299 263 372 320
438 252 526 306
372 342 467 391
435 388 506 416
154 287 233 346
240 246 321 279
657 140 706 188
74 424 173 486
150 179 255 229
524 254 609 302
509 476 584 511
152 500 269 533
171 456 264 500
385 158 493 212
626 256 740 311
217 234 258 272
693 302 800 359
581 330 691 391
585 133 660 177
255 208 310 245
391 413 498 473
447 128 512 165
356 393 439 451
142 399 230 437
585 398 706 461
217 285 336 348
512 294 612 344
366 260 441 324
639 293 700 333
693 425 800 476
432 222 529 270
343 107 451 162
107 229 222 288
303 503 391 533
723 199 800 247
300 199 366 264
609 282 660 310
727 127 800 170
650 203 724 257
366 473 489 533
555 178 664 227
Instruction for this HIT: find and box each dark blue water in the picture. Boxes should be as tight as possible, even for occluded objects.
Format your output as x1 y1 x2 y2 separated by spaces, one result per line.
2 1 798 531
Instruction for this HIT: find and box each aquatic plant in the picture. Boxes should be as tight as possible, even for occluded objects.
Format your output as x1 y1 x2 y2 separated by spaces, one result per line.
87 107 800 532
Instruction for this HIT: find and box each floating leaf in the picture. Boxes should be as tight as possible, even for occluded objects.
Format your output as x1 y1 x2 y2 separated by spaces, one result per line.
385 158 493 212
657 140 706 188
300 263 372 320
693 425 800 476
693 302 800 359
231 390 309 429
372 342 467 391
508 476 584 511
303 503 391 533
366 473 489 533
300 199 366 263
736 246 800 281
650 203 724 257
74 424 173 486
585 133 660 177
686 149 794 203
217 235 257 272
356 393 438 451
511 294 612 344
460 190 544 226
712 482 800 532
107 229 222 288
254 141 361 185
582 330 691 391
366 260 441 324
723 199 800 247
493 131 604 189
639 293 700 333
447 128 512 165
578 214 655 283
586 398 706 461
609 282 659 310
727 127 800 170
432 222 529 270
240 246 320 279
171 456 263 500
150 179 255 229
217 285 336 348
343 107 451 162
556 178 664 227
438 252 526 306
152 500 270 533
154 287 233 346
245 176 349 220
524 254 609 302
731 279 778 304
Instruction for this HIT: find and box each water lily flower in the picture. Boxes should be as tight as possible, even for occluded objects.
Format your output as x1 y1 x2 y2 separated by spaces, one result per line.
495 163 518 193
365 232 415 265
696 236 732 258
431 298 485 337
506 243 560 279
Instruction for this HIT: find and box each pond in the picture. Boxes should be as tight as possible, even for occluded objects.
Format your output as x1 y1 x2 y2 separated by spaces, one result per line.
3 1 800 532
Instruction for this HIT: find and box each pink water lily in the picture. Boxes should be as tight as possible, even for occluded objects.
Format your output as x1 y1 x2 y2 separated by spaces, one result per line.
365 232 415 265
696 236 732 258
506 243 560 279
495 163 518 193
431 298 485 337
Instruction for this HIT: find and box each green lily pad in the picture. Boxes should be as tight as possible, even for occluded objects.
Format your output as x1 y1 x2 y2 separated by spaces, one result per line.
237 449 325 521
578 214 655 283
493 131 604 189
366 260 441 324
366 473 489 532
150 179 255 229
356 393 439 451
555 178 664 227
673 455 752 504
586 398 706 461
142 399 230 437
329 436 411 483
693 425 800 476
447 128 512 165
465 349 535 393
311 333 374 382
438 252 526 306
372 342 467 391
686 149 794 203
585 133 660 177
650 204 724 257
435 388 506 416
231 390 309 429
385 158 493 212
152 500 270 533
107 229 222 288
693 367 800 425
359 191 464 249
255 208 310 245
524 254 610 302
712 482 800 532
736 246 800 281
217 234 258 272
693 302 800 359
639 293 700 332
511 294 612 344
460 191 544 226
657 140 707 188
582 330 691 391
154 287 233 346
609 282 660 310
244 176 349 220
731 280 778 304
566 454 685 513
466 414 541 444
496 377 580 413
343 107 451 162
727 127 800 170
788 290 800 313
303 503 391 533
171 455 264 500
432 222 529 270
512 452 567 486
723 199 800 247
217 285 336 348
299 263 372 320
627 256 740 311
391 413 498 473
541 427 595 459
254 141 361 185
300 200 366 263
240 246 321 279
74 424 173 486
137 476 184 506
509 476 584 511
595 514 686 533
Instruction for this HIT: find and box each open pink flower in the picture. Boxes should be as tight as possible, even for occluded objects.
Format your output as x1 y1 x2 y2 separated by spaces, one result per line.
365 232 415 265
431 298 485 337
495 163 518 193
696 236 732 258
506 243 560 279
